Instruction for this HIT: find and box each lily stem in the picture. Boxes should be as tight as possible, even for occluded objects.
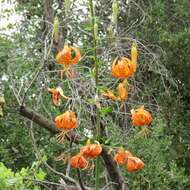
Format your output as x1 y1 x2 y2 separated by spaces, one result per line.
89 0 101 189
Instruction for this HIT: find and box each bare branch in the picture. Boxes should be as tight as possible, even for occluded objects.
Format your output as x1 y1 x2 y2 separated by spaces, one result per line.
77 169 86 190
20 106 59 134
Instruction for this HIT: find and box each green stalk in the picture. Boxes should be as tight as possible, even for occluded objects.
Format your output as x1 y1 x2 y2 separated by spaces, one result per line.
89 0 101 189
89 0 98 86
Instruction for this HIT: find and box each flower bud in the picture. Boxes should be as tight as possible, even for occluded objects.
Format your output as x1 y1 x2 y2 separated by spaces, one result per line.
94 22 98 40
53 16 59 43
131 42 138 64
112 0 119 25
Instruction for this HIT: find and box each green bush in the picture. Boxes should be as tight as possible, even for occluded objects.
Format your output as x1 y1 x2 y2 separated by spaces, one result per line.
125 119 190 189
0 161 46 190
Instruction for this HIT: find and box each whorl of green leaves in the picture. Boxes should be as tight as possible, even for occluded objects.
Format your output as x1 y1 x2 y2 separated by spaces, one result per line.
65 0 72 15
53 16 59 43
111 0 119 25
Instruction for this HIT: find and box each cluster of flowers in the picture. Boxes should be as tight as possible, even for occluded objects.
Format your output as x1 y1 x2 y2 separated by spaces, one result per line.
103 44 153 127
47 44 153 172
71 140 102 169
102 44 137 101
114 148 144 172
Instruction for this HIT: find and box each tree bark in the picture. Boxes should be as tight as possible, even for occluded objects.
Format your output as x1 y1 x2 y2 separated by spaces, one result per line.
43 0 54 24
20 106 58 134
43 0 65 51
101 148 127 190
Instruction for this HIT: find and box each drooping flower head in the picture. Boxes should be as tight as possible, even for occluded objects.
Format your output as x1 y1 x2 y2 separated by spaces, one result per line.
131 106 153 126
56 44 81 68
112 57 136 78
114 148 133 165
112 44 138 78
80 140 102 159
48 87 68 106
48 87 62 106
127 156 144 172
55 110 77 130
70 153 88 169
56 45 71 65
102 80 128 101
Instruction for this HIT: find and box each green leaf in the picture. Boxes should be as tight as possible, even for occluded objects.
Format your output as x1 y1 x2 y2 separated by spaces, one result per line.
99 107 113 115
97 85 108 92
35 168 46 181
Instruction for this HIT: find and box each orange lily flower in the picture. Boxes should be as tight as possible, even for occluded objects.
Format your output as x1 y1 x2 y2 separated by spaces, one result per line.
80 144 102 159
48 87 68 106
55 110 77 144
114 148 133 165
127 156 144 172
102 90 118 101
131 106 153 126
70 153 88 169
55 110 77 130
112 44 137 78
80 140 102 159
102 80 128 101
56 45 71 66
117 81 128 100
56 44 81 68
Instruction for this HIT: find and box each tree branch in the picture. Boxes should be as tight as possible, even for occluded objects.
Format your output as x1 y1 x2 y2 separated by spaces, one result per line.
101 149 127 190
19 106 127 190
43 0 54 24
77 169 86 190
19 106 59 134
